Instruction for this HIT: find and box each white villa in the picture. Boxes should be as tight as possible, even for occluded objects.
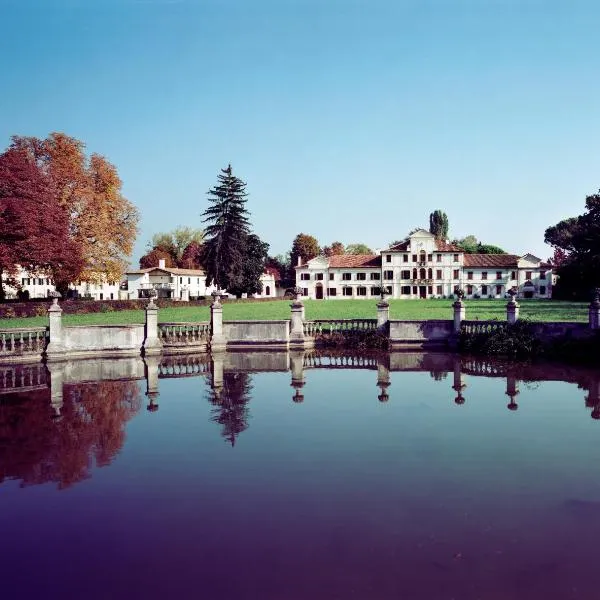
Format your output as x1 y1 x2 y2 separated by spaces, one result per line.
124 259 279 300
295 229 553 300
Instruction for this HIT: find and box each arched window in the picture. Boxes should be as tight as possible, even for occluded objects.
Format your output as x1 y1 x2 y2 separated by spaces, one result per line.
412 268 417 279
420 268 426 279
265 285 271 296
428 268 433 279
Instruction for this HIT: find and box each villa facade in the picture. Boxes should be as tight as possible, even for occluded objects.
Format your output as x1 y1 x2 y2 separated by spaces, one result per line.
295 230 552 300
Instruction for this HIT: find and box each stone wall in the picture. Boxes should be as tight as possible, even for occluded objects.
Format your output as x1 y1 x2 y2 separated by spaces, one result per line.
223 320 290 349
62 325 145 359
389 320 454 348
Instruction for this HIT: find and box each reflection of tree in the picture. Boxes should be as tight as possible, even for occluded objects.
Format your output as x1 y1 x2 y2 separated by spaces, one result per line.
429 370 448 382
207 373 252 447
0 381 141 489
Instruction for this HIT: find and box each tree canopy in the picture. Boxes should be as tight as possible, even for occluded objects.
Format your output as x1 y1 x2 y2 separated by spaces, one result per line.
150 226 204 265
429 210 449 239
452 235 507 254
345 243 372 255
290 233 320 267
322 241 345 257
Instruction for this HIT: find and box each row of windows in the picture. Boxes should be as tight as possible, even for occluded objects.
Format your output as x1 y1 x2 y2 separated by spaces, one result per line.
385 253 461 264
301 269 548 282
22 278 52 286
301 272 381 281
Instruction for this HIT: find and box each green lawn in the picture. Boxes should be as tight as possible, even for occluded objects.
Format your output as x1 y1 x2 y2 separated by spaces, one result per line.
0 298 589 329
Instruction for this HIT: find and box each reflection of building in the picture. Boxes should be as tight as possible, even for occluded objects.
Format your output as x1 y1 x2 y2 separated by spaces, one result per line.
296 229 552 300
125 259 278 301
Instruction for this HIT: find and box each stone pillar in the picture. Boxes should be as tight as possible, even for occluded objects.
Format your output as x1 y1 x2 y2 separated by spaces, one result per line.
290 350 305 403
45 293 65 360
144 355 160 412
290 290 305 349
376 362 391 402
506 372 519 411
452 356 466 405
506 294 520 324
210 291 227 351
376 298 390 329
142 295 162 356
589 290 600 330
46 361 65 417
452 298 465 334
211 352 224 400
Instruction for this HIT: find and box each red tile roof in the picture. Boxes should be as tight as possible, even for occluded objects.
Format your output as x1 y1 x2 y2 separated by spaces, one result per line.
388 240 410 251
463 254 520 268
329 254 382 268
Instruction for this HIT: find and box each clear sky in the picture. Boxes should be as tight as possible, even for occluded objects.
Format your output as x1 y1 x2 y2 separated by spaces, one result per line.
1 0 599 264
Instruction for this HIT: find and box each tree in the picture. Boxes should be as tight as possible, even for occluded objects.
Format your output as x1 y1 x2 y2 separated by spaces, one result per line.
290 233 320 268
452 235 507 254
429 210 449 239
322 241 345 257
179 240 203 270
345 243 372 254
139 247 175 269
0 148 80 299
151 226 204 265
201 165 251 291
226 233 269 298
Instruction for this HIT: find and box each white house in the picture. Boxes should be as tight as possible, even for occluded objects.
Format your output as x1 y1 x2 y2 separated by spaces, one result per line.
295 229 552 300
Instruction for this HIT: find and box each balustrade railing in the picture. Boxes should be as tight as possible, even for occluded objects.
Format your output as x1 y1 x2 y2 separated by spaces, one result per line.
462 358 507 377
303 351 379 369
0 363 49 393
158 354 211 377
460 320 507 336
303 319 378 337
158 322 210 346
0 327 49 359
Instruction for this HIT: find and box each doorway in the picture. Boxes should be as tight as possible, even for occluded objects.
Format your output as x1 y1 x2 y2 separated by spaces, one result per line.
316 284 324 300
419 286 427 299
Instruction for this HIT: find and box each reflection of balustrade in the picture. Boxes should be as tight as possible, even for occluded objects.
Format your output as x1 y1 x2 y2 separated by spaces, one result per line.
303 319 378 338
158 355 211 377
139 282 175 290
303 351 379 369
0 363 49 393
0 328 49 359
460 320 507 337
461 357 507 377
158 322 210 347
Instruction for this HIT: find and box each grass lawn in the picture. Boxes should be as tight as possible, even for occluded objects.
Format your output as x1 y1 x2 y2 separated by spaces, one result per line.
0 298 589 329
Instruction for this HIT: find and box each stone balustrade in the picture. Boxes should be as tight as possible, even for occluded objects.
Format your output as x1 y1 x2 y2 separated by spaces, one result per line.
460 320 507 336
0 327 49 361
303 319 378 337
158 322 210 347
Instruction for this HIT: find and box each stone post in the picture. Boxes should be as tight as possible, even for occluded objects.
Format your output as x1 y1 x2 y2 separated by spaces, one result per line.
505 372 519 411
144 355 160 412
376 295 390 329
506 290 520 325
452 290 465 334
45 292 65 360
142 293 162 356
290 350 305 403
589 289 600 330
376 362 391 403
290 288 305 349
210 291 226 352
452 355 466 405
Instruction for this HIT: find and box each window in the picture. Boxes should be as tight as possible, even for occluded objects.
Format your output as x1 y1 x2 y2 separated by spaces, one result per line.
403 254 408 263
436 269 442 280
496 285 502 295
482 272 487 280
384 270 394 280
428 285 433 294
482 285 488 295
539 286 546 295
495 271 501 280
386 254 391 263
401 270 411 280
526 271 532 280
357 287 367 296
300 273 310 281
412 286 418 294
453 269 459 279
467 285 473 295
197 278 200 284
427 254 433 262
453 253 459 262
356 272 366 281
188 277 191 284
370 272 380 280
328 288 337 296
342 273 351 281
329 273 334 280
179 277 183 284
343 287 353 296
401 286 411 294
110 293 114 300
511 271 517 280
22 278 26 285
302 288 308 296
436 254 442 263
99 293 104 300
412 254 417 262
540 271 546 280
315 273 324 280
370 287 380 296
436 285 443 295
467 271 473 280
265 285 271 295
384 285 392 295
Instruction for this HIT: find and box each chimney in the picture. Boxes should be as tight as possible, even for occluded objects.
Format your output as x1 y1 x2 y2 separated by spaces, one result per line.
158 259 166 269
297 256 302 266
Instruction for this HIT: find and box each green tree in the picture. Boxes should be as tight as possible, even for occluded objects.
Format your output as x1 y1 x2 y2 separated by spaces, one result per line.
429 210 449 239
452 235 506 254
322 241 345 257
151 226 204 265
290 233 320 268
226 233 269 298
345 243 372 254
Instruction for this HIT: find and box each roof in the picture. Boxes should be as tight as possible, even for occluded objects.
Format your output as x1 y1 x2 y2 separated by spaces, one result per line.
435 240 462 252
328 254 382 268
463 254 520 268
387 240 410 251
125 266 205 276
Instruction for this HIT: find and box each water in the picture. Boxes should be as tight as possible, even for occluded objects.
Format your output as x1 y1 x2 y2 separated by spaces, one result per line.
1 351 600 600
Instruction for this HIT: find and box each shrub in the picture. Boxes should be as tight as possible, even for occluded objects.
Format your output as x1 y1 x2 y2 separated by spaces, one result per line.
459 320 541 358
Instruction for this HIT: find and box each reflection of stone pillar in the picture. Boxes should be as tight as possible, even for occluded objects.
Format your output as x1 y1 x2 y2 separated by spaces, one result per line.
211 352 224 399
507 298 520 325
376 362 391 402
144 355 160 412
585 377 600 411
290 351 305 402
452 356 466 404
143 296 163 356
589 292 600 330
376 299 390 329
453 299 465 334
45 295 65 360
290 296 305 349
210 292 226 352
506 372 520 411
46 361 65 417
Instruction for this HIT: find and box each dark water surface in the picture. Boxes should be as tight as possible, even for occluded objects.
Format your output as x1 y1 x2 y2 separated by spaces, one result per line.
1 352 600 600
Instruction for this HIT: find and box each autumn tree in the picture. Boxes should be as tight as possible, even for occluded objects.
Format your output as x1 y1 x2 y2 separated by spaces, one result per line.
8 133 139 288
139 247 175 269
150 226 204 265
322 241 345 257
290 233 320 268
179 240 203 269
429 210 449 239
345 243 372 254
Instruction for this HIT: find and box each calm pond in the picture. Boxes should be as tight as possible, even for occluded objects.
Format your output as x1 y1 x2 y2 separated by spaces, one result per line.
1 351 600 600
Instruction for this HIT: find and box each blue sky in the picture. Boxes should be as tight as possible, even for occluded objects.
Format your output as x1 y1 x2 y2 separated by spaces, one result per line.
1 0 599 264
